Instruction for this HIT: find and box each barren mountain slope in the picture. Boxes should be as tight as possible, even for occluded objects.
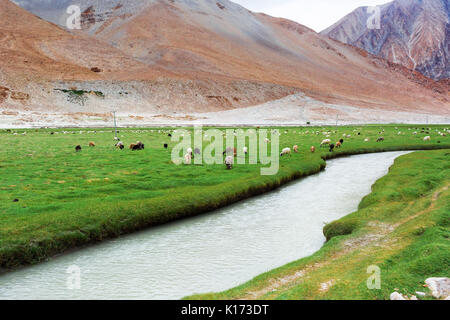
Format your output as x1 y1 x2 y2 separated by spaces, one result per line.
2 0 449 123
0 0 159 83
322 0 449 81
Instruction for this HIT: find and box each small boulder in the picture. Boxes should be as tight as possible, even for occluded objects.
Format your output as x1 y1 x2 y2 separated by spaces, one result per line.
390 292 406 300
425 277 450 299
415 291 426 297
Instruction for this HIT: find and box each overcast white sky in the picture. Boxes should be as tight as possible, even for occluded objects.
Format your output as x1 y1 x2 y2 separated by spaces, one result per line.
232 0 390 32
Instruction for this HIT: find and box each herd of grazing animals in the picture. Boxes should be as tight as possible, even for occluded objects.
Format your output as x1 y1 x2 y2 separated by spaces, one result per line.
63 126 447 169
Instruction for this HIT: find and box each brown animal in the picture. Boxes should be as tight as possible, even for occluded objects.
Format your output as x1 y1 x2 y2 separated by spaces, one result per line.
293 145 299 153
336 141 342 148
310 146 316 153
89 141 96 147
130 141 145 151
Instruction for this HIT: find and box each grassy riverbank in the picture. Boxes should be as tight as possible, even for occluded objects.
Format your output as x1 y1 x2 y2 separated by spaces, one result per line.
0 125 449 270
188 149 450 300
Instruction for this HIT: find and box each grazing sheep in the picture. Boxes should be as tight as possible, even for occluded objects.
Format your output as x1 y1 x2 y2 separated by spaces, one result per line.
130 141 145 151
225 155 234 169
320 139 331 147
335 141 342 148
223 147 232 156
223 147 236 156
364 138 369 142
89 141 96 147
75 145 82 152
115 141 124 149
424 136 431 141
184 153 192 165
329 144 335 152
243 147 248 154
293 145 299 153
340 139 344 144
280 147 291 157
310 146 316 153
377 137 385 142
187 147 193 156
164 144 168 149
264 138 271 143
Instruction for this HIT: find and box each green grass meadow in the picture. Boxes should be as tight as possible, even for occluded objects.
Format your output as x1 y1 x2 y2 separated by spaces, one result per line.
0 124 449 271
189 149 450 300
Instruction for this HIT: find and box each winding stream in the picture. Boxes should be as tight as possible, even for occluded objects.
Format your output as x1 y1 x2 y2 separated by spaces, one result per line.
0 151 409 300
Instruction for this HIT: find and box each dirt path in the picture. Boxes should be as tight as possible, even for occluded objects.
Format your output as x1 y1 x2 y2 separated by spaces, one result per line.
240 184 449 300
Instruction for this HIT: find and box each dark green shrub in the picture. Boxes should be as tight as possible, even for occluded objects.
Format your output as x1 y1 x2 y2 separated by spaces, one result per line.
323 220 358 241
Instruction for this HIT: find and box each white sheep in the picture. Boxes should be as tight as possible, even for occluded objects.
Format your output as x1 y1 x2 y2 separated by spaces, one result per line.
187 147 193 155
320 139 331 147
225 155 234 169
243 147 248 154
280 147 291 157
115 141 124 149
424 136 431 141
184 153 192 165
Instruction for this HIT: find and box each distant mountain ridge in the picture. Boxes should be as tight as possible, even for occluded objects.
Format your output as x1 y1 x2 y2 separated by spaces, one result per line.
1 0 448 120
322 0 449 80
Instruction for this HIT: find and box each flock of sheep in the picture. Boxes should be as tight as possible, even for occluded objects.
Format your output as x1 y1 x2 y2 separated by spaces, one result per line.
75 140 145 152
43 126 448 170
